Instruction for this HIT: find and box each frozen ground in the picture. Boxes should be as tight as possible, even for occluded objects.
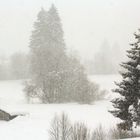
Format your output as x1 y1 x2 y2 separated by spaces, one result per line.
0 75 136 140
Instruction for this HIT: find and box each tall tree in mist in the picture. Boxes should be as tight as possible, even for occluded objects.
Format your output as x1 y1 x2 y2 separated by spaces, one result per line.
92 40 114 74
29 5 66 102
110 30 140 130
111 42 122 73
25 4 99 103
85 41 122 75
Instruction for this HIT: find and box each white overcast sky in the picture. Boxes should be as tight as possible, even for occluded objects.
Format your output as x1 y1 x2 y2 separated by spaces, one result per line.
0 0 140 59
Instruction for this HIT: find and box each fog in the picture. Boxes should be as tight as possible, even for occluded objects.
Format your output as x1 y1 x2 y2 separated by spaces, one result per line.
0 0 140 60
0 1 140 137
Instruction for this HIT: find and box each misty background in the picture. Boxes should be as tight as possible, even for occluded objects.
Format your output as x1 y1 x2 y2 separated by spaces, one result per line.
0 0 140 78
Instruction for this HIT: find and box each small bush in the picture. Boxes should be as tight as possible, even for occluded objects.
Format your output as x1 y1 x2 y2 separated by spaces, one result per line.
49 114 91 140
91 125 106 140
110 126 140 139
71 123 90 140
49 113 72 140
49 113 140 140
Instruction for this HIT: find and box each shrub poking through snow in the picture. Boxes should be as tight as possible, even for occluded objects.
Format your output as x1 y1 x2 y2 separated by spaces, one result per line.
49 114 90 140
71 123 90 140
49 113 140 140
109 125 140 139
91 125 106 140
49 113 72 140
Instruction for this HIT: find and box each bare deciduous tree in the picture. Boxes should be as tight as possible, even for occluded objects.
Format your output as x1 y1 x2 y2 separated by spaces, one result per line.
49 113 72 140
71 123 90 140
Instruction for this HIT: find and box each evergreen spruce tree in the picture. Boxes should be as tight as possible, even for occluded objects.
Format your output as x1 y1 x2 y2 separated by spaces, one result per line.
111 30 140 130
28 5 67 103
25 4 100 103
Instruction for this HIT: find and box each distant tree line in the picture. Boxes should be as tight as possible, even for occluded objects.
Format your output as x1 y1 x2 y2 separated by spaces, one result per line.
0 40 122 80
0 52 29 80
84 41 123 75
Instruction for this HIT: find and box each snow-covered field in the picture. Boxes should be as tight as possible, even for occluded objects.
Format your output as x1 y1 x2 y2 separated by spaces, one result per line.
0 75 136 140
122 138 140 140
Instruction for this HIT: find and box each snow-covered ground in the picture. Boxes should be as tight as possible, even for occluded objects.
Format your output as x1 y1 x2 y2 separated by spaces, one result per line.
122 138 140 140
0 75 136 140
